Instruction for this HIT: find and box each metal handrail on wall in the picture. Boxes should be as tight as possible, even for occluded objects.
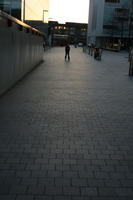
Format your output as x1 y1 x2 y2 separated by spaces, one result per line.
0 10 45 38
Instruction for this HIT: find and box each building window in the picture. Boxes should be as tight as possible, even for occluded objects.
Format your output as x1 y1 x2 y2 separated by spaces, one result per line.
105 0 120 3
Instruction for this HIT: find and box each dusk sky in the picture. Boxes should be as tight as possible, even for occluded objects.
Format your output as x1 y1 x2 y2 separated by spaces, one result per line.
49 0 89 23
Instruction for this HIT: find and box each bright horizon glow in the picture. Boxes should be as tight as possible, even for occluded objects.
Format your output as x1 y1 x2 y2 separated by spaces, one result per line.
49 0 89 24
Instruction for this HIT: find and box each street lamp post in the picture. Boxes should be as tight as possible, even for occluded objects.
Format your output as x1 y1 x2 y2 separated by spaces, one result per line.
43 10 48 23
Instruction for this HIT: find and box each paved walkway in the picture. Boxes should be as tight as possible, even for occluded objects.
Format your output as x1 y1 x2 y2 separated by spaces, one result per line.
0 47 133 200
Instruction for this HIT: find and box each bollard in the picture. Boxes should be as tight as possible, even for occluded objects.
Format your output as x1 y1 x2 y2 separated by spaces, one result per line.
129 49 133 76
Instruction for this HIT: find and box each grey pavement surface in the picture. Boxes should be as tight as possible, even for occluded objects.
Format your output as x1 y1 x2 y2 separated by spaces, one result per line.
0 47 133 200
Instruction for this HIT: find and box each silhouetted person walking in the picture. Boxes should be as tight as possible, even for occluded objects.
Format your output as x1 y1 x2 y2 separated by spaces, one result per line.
65 44 70 61
43 41 46 52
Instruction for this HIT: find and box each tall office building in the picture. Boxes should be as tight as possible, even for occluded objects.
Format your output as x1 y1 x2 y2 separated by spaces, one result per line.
88 0 133 48
24 0 49 21
0 0 49 22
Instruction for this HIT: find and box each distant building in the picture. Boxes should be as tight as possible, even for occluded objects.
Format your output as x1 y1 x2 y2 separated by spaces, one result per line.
48 21 87 46
88 0 133 49
0 0 49 22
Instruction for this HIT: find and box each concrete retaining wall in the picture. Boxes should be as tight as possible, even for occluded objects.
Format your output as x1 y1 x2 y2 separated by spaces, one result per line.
0 11 44 96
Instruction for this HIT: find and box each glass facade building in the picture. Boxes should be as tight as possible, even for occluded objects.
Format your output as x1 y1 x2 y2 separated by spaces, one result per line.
88 0 133 48
103 0 131 35
0 0 21 19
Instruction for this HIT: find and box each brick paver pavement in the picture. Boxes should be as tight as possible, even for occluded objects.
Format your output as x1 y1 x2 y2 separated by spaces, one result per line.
0 47 133 200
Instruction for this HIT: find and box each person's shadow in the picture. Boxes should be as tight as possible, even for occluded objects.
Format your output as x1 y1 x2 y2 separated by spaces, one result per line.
64 59 70 67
